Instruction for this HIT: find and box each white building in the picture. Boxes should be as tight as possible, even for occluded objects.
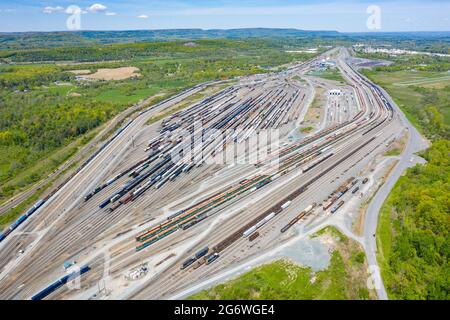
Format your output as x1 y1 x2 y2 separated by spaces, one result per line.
329 89 342 96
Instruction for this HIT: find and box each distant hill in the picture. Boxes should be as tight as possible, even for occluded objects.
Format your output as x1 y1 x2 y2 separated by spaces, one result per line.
0 28 341 50
0 28 448 52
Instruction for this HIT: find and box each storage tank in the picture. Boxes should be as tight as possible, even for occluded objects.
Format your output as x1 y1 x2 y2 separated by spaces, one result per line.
281 201 292 210
264 212 276 222
243 226 257 237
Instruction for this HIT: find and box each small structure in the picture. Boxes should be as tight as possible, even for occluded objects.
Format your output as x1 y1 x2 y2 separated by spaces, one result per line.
63 261 75 271
329 89 342 96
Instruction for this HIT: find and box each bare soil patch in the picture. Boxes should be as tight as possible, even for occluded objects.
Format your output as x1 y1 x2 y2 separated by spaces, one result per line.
71 67 142 81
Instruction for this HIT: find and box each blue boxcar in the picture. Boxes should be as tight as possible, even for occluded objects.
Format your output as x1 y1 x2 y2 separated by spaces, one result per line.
0 233 5 242
24 207 36 217
31 265 90 300
17 214 27 225
9 221 19 231
99 198 111 209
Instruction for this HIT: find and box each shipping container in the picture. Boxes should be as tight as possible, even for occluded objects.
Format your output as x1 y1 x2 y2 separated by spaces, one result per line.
331 201 345 214
99 198 111 209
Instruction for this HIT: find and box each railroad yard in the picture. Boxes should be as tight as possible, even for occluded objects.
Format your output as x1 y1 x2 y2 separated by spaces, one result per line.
0 47 407 300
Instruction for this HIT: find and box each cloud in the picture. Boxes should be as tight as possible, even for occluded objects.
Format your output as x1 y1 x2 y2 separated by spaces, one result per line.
43 6 64 14
137 14 149 19
87 3 107 13
65 6 85 15
105 12 117 16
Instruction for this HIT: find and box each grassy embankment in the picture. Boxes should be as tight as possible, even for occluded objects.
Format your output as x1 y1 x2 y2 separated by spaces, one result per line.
189 227 375 300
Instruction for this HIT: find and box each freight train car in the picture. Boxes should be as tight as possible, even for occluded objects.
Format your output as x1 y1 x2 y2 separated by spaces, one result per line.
331 201 345 214
0 199 45 243
249 232 260 241
205 253 220 265
31 265 90 300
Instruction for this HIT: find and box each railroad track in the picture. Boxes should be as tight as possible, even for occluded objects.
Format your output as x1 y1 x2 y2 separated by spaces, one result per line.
0 48 398 300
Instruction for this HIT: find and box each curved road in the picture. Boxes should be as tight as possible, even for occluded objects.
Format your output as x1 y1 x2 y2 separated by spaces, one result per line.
361 81 429 300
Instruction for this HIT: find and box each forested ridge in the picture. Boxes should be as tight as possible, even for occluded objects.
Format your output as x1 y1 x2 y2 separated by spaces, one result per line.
377 140 449 299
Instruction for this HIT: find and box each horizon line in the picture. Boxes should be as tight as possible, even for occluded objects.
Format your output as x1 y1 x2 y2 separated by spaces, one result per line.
1 27 450 35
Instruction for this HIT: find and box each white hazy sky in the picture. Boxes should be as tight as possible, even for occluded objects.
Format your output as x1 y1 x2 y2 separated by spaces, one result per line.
0 0 449 32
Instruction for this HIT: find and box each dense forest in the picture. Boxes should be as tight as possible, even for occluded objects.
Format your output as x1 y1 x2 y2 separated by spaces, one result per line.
0 38 318 63
378 140 449 299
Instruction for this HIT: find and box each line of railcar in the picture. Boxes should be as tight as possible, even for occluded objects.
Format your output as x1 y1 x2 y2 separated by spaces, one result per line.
128 57 394 256
280 203 316 233
30 265 90 300
132 91 382 251
180 246 209 270
212 185 309 254
0 199 45 243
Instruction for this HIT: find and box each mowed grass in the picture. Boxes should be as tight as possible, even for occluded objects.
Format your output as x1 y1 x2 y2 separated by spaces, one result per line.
309 68 345 83
94 87 162 104
189 227 375 300
363 69 450 135
45 84 77 95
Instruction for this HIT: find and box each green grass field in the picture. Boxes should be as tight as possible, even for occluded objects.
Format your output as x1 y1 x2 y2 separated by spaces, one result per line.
363 69 450 136
309 68 345 83
189 227 375 300
94 87 163 104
